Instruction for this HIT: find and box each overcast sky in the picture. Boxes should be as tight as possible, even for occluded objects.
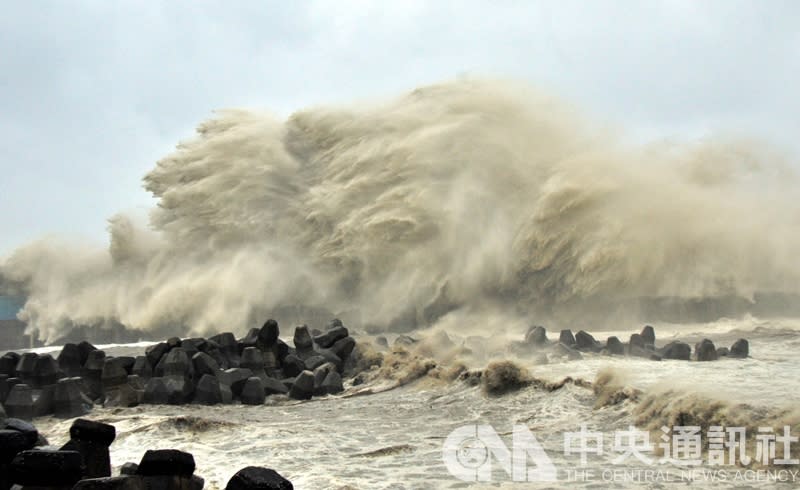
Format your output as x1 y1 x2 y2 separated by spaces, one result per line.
1 0 797 256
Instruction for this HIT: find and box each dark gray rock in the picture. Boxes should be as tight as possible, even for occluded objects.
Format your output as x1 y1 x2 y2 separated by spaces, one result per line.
31 353 59 388
0 352 20 377
0 429 33 464
629 333 645 350
574 330 598 351
293 325 313 353
54 377 92 418
313 326 349 349
4 384 33 420
659 340 691 360
158 348 194 379
281 355 304 378
261 377 289 396
393 335 417 346
142 378 169 405
240 377 265 405
77 340 98 366
69 419 116 478
240 347 265 373
0 373 7 404
137 449 195 476
605 336 625 355
102 358 130 390
226 466 293 490
319 371 343 395
120 462 139 475
145 342 169 368
131 356 153 380
104 383 140 408
331 336 356 361
4 418 39 448
716 347 730 357
730 338 749 358
559 329 576 346
524 325 548 346
303 355 326 371
257 319 280 349
163 375 194 404
220 368 253 397
57 343 83 377
209 332 238 361
694 339 718 361
192 352 220 379
375 336 388 348
14 353 37 386
72 475 145 490
32 383 56 416
641 325 656 346
82 350 107 400
193 374 222 405
288 370 314 400
9 449 83 486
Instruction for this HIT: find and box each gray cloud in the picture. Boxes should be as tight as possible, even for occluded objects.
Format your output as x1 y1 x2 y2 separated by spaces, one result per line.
1 0 797 254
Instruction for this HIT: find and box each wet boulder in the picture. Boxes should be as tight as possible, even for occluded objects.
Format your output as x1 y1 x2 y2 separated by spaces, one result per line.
9 449 83 487
57 343 83 377
82 350 107 400
240 377 266 405
54 378 92 418
239 328 260 353
163 375 194 404
137 449 195 476
120 462 139 475
102 358 130 390
605 336 625 355
142 378 169 405
73 475 145 490
4 418 39 448
319 371 343 395
5 383 34 420
303 355 326 371
628 333 645 350
209 332 239 363
559 329 576 346
640 325 656 347
157 348 194 379
694 339 719 361
145 342 169 368
77 340 98 366
0 429 33 464
716 347 730 357
524 325 548 346
180 339 204 359
574 330 600 351
331 336 356 361
240 347 265 374
257 319 280 349
281 355 305 378
288 370 314 400
68 419 116 478
730 339 749 358
104 382 140 408
226 466 293 490
293 325 314 356
131 356 153 380
0 352 20 377
15 353 38 386
0 373 9 403
313 326 349 349
659 340 691 361
262 377 289 396
220 368 253 398
192 352 221 379
193 374 222 405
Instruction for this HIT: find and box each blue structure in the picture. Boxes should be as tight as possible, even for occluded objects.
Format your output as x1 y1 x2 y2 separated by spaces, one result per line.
0 295 24 320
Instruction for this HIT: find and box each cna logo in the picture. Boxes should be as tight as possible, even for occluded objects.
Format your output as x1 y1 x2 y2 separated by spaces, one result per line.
443 425 557 482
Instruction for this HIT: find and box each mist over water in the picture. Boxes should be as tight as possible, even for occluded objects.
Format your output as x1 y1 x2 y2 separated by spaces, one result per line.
2 79 799 343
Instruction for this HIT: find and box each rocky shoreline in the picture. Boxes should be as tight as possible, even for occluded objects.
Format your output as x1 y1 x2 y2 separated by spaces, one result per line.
0 319 357 420
0 416 293 489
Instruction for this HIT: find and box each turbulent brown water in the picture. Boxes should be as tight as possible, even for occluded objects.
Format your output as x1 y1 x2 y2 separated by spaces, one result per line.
2 79 800 344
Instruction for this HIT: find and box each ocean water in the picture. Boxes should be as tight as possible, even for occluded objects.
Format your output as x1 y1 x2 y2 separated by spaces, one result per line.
28 316 800 489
